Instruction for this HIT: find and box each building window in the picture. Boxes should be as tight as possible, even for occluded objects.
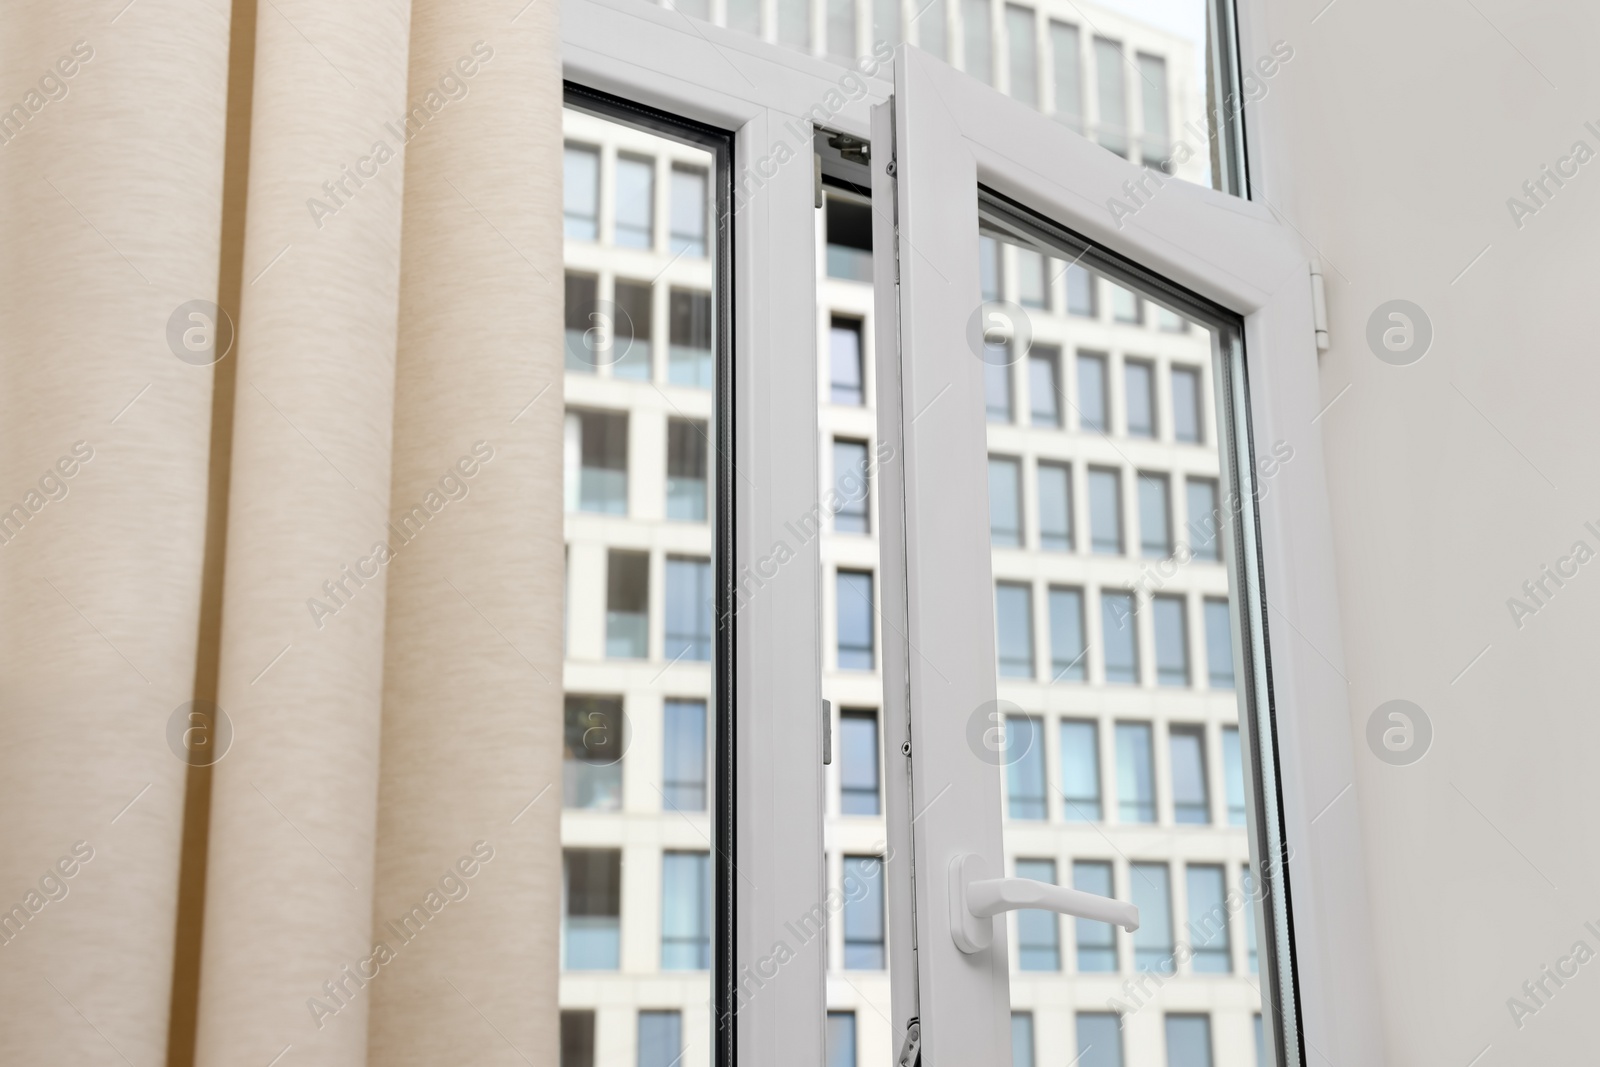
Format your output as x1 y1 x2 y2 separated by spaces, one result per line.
1016 247 1048 308
963 0 992 84
1125 359 1155 437
1186 864 1230 973
566 408 628 514
1222 726 1246 825
1088 467 1122 554
827 0 854 62
1204 597 1234 688
564 144 599 240
564 695 625 810
1138 52 1171 166
980 234 1001 299
986 358 1014 423
874 0 901 46
1131 862 1173 973
668 288 712 388
1110 283 1142 324
637 1010 683 1067
1059 719 1100 819
664 556 712 661
1185 477 1220 560
1171 365 1202 442
1138 472 1171 558
669 164 707 255
1093 36 1127 157
1101 591 1138 683
1076 1012 1124 1067
1006 714 1047 819
1155 304 1188 332
1077 352 1107 430
666 418 708 521
833 438 871 533
563 848 621 970
1029 346 1061 425
1006 5 1038 107
842 856 886 968
1066 263 1096 316
826 196 874 281
996 581 1034 678
1014 858 1060 970
1048 585 1086 682
1164 1014 1214 1067
777 0 808 49
614 153 654 248
1050 20 1082 132
1169 724 1209 823
989 455 1022 546
661 851 711 969
827 1011 858 1067
727 0 760 33
1012 1012 1036 1067
1116 721 1155 822
1254 1014 1266 1067
830 317 865 404
1243 865 1258 972
662 699 707 811
565 272 600 372
1153 594 1189 686
561 1010 596 1067
611 279 652 380
1037 462 1072 550
840 709 881 815
919 0 948 58
606 550 649 659
1072 861 1116 971
836 570 875 669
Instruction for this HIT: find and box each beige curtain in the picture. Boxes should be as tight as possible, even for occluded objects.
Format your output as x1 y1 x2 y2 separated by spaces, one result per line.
0 2 563 1065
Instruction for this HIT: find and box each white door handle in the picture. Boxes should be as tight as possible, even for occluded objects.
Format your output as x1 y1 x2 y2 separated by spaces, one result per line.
949 853 1139 953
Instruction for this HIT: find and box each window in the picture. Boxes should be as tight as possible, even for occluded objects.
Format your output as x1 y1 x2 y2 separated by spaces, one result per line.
1138 53 1170 167
565 272 600 371
777 0 808 49
980 235 1002 300
1124 359 1155 437
836 570 875 669
1088 467 1121 554
1005 715 1046 819
1076 1012 1123 1067
564 849 621 970
1185 477 1220 560
842 856 886 968
661 851 711 969
1093 37 1127 157
1059 720 1099 819
1028 347 1060 425
669 164 707 255
566 408 628 513
561 1010 595 1067
839 710 881 815
612 279 653 380
565 696 625 810
726 0 759 33
826 196 874 282
1171 366 1202 442
1131 862 1173 972
1138 472 1171 557
1243 865 1258 972
1164 1014 1213 1067
989 456 1022 546
919 0 948 58
830 317 865 404
1204 597 1234 688
1109 283 1141 324
1186 864 1230 973
1016 248 1048 309
1011 1013 1035 1067
637 1010 683 1067
1066 263 1095 316
963 0 992 84
1050 21 1082 132
873 0 900 45
827 0 854 62
1076 352 1107 430
1048 586 1086 682
664 556 712 661
985 358 1014 423
1072 861 1116 971
1101 591 1138 684
1037 462 1072 550
606 551 649 659
1222 726 1246 825
1006 5 1037 107
1169 725 1209 823
826 1012 857 1067
666 418 708 521
668 287 712 387
1115 721 1154 822
614 153 654 248
564 144 599 239
1254 1015 1266 1067
662 699 707 811
996 582 1034 678
1153 594 1189 686
1013 858 1060 970
833 438 871 533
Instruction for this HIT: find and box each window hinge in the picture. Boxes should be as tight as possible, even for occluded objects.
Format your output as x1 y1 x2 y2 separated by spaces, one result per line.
896 1017 921 1067
1310 262 1329 352
822 699 832 765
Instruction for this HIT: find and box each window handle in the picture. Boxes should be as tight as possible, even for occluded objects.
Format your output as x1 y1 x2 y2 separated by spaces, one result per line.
948 853 1139 954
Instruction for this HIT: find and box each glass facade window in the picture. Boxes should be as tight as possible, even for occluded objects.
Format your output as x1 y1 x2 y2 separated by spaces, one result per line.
567 408 628 513
1012 1012 1036 1067
1014 858 1060 970
827 0 855 61
986 359 1014 423
996 582 1035 678
1006 714 1047 819
564 144 599 240
989 456 1023 546
1138 472 1171 557
669 164 707 256
661 851 711 969
726 0 759 33
918 0 948 59
842 856 886 968
1066 263 1095 316
637 1010 682 1067
667 287 712 388
1164 1014 1214 1067
1048 586 1086 682
837 570 875 669
564 848 621 970
1029 347 1061 425
1186 864 1231 973
1076 1012 1124 1067
1125 360 1155 437
1077 352 1107 430
1153 594 1189 686
1255 1014 1267 1067
1093 36 1127 157
662 699 707 811
1088 467 1121 554
614 153 654 248
834 438 871 533
963 0 993 84
1101 591 1138 684
1169 724 1209 823
1110 283 1142 324
565 273 600 372
980 234 1002 301
1138 52 1171 166
1186 477 1220 560
1059 719 1100 820
1204 597 1234 688
839 710 881 815
1050 20 1082 133
873 0 901 46
1172 365 1202 442
664 556 712 661
611 279 653 381
827 1011 857 1067
565 695 625 810
666 418 708 521
1072 861 1116 971
1116 721 1155 822
606 550 649 659
562 1010 596 1067
1016 247 1048 308
1131 862 1174 973
830 317 865 404
1037 461 1072 550
1006 5 1038 107
1222 726 1246 825
777 0 808 48
1243 865 1259 972
826 196 874 282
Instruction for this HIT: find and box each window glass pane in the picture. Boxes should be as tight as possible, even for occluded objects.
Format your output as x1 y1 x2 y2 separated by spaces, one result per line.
1204 597 1234 688
1050 21 1082 132
837 570 875 669
1016 247 1047 308
1076 352 1106 429
668 288 712 387
612 279 653 380
1138 52 1170 166
1186 864 1230 973
1101 592 1137 683
839 710 881 815
826 1012 858 1067
669 165 707 255
1110 282 1141 324
637 1011 683 1067
1222 726 1246 825
996 581 1034 678
1072 862 1116 971
1076 1012 1123 1067
1185 477 1220 560
986 359 1014 423
1254 1014 1266 1067
834 438 871 533
1172 365 1202 442
1059 719 1099 819
830 317 865 404
842 856 886 968
1169 725 1208 823
567 409 629 513
607 550 649 658
826 196 875 282
614 154 654 248
1125 359 1154 437
1093 36 1127 157
916 0 947 59
1165 1015 1214 1067
1037 462 1072 550
726 0 761 35
1138 472 1170 557
979 234 1002 301
1154 594 1189 686
1011 1012 1035 1067
1131 862 1173 972
662 699 707 811
1243 865 1258 972
827 0 854 61
1116 721 1154 822
1048 586 1085 681
1006 5 1037 107
778 0 809 49
664 556 712 661
564 849 622 969
1005 714 1046 819
1066 264 1095 316
1013 858 1059 969
962 0 992 84
562 1010 596 1067
989 456 1022 546
565 144 599 239
666 418 708 521
874 0 901 46
661 851 711 968
1029 347 1060 425
1088 467 1121 554
565 695 626 810
565 273 601 372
